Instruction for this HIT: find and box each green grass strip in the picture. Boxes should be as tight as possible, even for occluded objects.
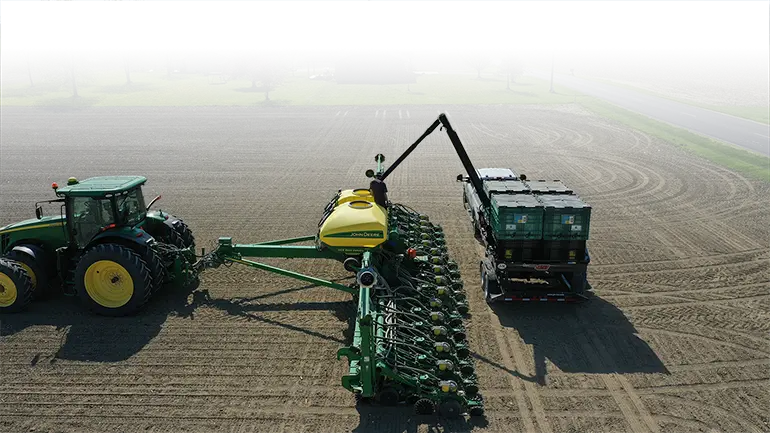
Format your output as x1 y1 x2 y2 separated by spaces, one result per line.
578 97 770 182
589 78 769 125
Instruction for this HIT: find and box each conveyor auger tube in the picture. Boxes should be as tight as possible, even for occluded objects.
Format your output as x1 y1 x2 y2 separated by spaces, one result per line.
192 113 482 417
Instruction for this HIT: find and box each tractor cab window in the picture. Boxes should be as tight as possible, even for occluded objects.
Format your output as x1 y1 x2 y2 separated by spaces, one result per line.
116 188 146 226
71 197 115 246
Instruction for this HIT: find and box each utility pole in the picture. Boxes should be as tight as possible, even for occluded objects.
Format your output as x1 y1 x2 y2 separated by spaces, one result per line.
549 52 555 93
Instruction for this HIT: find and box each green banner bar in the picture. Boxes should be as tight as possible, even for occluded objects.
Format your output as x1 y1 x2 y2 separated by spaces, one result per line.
7 38 768 48
8 32 767 43
231 243 341 260
254 235 316 246
9 24 767 32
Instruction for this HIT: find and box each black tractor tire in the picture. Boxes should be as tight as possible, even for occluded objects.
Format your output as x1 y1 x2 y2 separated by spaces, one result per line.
6 245 51 298
0 258 35 313
171 220 195 249
143 247 166 294
74 243 153 316
439 399 463 418
414 398 436 415
158 226 186 248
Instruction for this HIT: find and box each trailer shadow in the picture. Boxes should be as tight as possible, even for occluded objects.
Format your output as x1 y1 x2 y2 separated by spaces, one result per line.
353 404 488 433
488 294 668 385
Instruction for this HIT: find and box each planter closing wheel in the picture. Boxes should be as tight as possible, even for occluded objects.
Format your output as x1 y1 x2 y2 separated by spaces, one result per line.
439 399 463 418
414 398 435 415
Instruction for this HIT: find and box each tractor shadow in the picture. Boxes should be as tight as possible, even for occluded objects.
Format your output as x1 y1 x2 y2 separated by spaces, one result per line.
0 279 205 364
0 277 359 364
488 293 668 385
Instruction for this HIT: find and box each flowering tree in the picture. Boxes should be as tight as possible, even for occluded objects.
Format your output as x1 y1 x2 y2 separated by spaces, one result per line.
247 56 285 101
224 48 268 89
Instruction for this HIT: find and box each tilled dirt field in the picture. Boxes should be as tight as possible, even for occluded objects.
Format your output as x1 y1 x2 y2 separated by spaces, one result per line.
519 48 770 106
1 105 768 433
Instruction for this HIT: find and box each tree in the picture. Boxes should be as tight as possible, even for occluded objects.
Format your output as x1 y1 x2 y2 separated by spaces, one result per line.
40 48 95 98
225 48 269 89
107 48 148 86
6 48 40 87
405 61 417 92
501 56 524 90
278 48 305 77
248 56 285 101
458 48 492 78
158 48 184 77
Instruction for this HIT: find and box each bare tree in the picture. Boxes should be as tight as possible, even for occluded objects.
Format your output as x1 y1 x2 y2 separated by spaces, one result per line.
278 48 305 77
5 48 40 87
107 48 148 85
40 48 95 98
158 48 184 77
501 56 524 90
236 55 285 102
457 48 492 78
404 60 417 92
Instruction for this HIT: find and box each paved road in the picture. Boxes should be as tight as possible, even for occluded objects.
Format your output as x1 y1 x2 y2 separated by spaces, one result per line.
539 73 770 156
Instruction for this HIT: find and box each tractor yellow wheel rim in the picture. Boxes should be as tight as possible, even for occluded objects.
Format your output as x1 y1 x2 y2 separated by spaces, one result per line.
84 260 134 308
0 273 18 307
19 263 37 288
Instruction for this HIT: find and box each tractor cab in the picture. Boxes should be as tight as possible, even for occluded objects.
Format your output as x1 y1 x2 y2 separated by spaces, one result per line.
54 176 147 248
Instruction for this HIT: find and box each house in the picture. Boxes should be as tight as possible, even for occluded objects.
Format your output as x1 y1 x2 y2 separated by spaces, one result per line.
305 48 414 75
180 48 233 75
334 48 414 84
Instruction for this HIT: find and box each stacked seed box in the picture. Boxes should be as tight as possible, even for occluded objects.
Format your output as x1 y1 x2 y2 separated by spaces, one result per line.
486 179 591 263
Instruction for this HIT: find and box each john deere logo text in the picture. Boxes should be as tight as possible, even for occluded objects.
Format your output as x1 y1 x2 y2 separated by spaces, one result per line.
348 231 382 238
327 231 383 238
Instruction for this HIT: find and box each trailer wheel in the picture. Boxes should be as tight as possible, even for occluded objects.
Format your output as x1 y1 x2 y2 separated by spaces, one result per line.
0 259 34 313
6 245 50 298
75 243 153 316
570 271 587 295
481 263 500 304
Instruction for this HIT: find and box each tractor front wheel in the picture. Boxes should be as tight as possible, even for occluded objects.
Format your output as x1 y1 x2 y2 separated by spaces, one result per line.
75 244 153 316
0 258 34 313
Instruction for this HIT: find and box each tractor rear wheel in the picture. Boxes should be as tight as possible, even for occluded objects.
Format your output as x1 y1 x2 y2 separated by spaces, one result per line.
0 258 34 313
143 247 166 294
74 243 153 316
6 245 51 298
172 220 195 249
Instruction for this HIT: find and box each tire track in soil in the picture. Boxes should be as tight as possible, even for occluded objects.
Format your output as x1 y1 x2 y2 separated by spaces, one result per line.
501 323 554 433
574 324 659 433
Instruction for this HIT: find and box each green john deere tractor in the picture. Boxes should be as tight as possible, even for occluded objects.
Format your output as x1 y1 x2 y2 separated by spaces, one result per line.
0 176 197 316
